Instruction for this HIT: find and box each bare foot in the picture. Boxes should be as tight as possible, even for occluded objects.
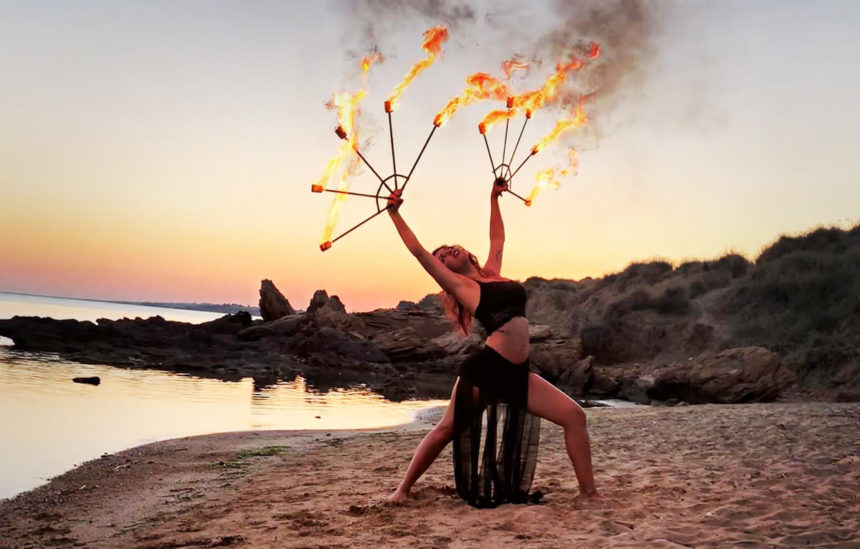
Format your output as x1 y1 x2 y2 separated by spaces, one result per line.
577 489 603 501
387 489 408 505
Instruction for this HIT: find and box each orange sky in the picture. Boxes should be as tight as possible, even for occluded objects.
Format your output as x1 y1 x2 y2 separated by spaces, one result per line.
2 2 859 312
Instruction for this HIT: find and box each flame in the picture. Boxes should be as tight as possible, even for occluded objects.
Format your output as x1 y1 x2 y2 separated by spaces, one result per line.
434 72 509 127
525 148 579 206
478 46 597 133
502 59 529 79
386 25 448 112
320 155 362 244
532 99 587 154
509 57 584 115
360 52 382 75
478 108 515 134
313 89 366 196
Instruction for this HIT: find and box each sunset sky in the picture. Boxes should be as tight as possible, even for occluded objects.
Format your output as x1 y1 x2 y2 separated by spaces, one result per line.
1 1 859 312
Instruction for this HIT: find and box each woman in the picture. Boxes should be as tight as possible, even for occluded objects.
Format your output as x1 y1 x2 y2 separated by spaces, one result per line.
386 180 599 507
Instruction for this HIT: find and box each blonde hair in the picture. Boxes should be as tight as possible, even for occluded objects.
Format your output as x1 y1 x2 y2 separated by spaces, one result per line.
432 244 490 336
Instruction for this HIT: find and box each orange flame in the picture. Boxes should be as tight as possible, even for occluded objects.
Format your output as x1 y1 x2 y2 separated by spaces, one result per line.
360 52 382 75
510 57 584 115
478 46 597 133
478 108 515 134
525 148 579 206
320 155 362 244
532 99 587 154
313 89 366 196
502 59 528 79
386 25 448 112
434 72 509 127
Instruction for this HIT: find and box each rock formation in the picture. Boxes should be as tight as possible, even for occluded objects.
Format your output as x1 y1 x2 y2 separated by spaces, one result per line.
258 279 295 321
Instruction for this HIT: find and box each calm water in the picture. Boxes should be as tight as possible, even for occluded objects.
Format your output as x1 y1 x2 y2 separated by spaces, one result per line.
0 293 446 500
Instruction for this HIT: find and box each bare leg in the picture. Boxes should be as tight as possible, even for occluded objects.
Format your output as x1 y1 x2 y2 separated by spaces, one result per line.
526 372 599 497
388 379 459 503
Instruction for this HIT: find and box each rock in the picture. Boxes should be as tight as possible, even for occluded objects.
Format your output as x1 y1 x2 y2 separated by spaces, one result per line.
648 347 795 404
556 355 594 396
73 376 100 385
307 290 346 314
238 315 308 341
417 293 443 313
311 294 364 333
288 327 389 364
258 279 295 321
529 345 580 380
373 327 448 362
430 331 482 356
589 366 623 396
199 312 253 334
618 375 655 405
528 324 552 341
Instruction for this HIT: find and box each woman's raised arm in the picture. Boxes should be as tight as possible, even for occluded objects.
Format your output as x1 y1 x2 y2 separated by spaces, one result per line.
484 179 506 275
386 190 472 304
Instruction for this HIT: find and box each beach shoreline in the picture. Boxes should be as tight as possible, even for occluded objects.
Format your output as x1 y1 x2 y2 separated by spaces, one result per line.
1 402 857 548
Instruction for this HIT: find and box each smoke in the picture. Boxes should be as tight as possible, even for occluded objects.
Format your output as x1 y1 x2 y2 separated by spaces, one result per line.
348 0 664 106
541 0 662 108
347 0 475 58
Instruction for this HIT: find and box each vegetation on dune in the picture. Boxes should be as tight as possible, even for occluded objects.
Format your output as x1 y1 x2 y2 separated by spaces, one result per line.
526 222 860 394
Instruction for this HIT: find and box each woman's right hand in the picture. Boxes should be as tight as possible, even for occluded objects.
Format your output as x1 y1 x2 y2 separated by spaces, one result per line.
387 189 404 215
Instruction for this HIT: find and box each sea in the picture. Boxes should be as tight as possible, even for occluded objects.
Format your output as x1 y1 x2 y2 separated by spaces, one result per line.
0 292 447 501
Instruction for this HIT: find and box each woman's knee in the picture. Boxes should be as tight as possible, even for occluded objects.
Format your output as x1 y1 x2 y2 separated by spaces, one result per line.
433 418 454 440
563 404 587 431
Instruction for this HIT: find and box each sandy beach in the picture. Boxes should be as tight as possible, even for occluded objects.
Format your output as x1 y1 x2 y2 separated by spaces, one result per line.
1 402 857 548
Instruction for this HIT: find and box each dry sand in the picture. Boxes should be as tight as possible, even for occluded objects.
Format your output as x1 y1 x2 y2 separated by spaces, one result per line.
1 402 858 548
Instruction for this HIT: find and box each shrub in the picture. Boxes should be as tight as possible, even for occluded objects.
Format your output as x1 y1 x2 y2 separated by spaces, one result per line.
689 280 707 298
707 253 750 278
617 260 673 286
677 261 704 277
757 226 848 264
656 286 691 315
606 289 654 320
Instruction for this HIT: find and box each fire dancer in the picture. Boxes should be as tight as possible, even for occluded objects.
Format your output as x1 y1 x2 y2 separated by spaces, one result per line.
385 182 599 507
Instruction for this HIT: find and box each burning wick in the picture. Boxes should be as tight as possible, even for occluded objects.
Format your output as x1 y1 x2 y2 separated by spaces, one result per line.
320 241 332 252
506 97 514 109
335 125 348 140
524 199 532 207
311 184 323 193
384 100 393 113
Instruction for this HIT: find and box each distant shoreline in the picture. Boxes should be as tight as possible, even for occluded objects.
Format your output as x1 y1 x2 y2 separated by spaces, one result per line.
0 291 260 317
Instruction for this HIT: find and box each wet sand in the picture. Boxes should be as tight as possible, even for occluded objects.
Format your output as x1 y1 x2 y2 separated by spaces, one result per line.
1 402 858 548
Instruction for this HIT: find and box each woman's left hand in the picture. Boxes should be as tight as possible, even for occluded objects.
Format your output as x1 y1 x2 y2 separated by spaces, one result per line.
491 177 508 198
386 189 404 214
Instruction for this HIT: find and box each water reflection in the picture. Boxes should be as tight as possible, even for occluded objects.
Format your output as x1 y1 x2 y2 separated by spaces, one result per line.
0 350 447 500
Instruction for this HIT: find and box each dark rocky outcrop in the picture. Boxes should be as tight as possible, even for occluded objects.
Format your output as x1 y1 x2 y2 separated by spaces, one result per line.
2 224 856 403
648 347 795 404
258 279 295 321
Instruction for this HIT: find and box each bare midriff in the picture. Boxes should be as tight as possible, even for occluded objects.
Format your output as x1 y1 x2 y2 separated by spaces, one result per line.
485 316 530 365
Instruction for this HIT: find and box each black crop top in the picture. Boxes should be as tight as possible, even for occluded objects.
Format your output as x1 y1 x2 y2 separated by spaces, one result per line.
474 279 528 335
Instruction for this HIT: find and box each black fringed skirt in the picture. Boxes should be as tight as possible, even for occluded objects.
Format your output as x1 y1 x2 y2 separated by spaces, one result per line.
453 345 541 508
